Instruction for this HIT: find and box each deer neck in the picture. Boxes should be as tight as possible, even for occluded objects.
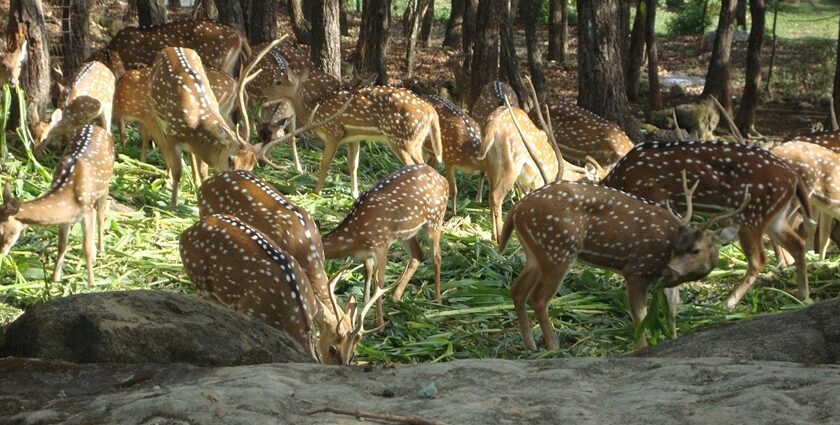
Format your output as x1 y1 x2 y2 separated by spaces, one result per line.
291 79 341 126
16 189 82 226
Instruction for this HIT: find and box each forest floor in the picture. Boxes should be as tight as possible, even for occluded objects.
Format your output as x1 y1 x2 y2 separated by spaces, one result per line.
1 2 839 364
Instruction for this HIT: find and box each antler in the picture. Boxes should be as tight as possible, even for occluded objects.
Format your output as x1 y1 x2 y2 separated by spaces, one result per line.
504 94 552 185
236 37 288 149
256 96 354 169
339 283 394 363
524 76 564 182
665 170 700 226
702 184 752 230
325 262 354 335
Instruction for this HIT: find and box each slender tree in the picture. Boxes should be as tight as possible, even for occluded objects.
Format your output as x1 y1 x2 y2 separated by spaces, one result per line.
443 0 464 48
702 0 738 112
137 0 166 26
340 0 350 35
460 0 478 88
500 0 528 108
735 0 766 134
467 0 502 108
521 0 547 104
7 0 50 121
577 0 640 140
61 0 90 77
547 0 567 62
645 0 661 112
354 0 391 84
248 0 277 44
736 0 747 28
289 0 310 43
625 0 646 100
833 11 840 119
215 0 246 34
420 0 434 47
310 0 342 78
405 0 431 77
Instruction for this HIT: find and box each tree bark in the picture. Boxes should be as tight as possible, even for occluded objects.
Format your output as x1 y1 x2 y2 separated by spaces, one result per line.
420 0 434 47
248 0 277 44
736 0 747 28
354 0 391 84
500 0 528 109
467 0 501 108
577 0 640 140
461 0 478 73
443 0 464 48
702 0 737 112
620 0 632 56
405 0 431 77
645 0 661 113
215 0 246 34
547 0 567 62
7 0 50 122
310 0 342 79
625 0 645 100
340 0 350 35
734 0 765 134
137 0 167 27
61 0 90 77
521 0 547 105
289 0 310 43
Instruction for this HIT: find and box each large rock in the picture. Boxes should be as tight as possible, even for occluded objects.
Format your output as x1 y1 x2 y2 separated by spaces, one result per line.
637 298 840 363
0 290 312 366
2 357 840 424
649 97 720 141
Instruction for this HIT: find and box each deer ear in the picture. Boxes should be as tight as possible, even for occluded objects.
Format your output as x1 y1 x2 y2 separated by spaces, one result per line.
714 225 740 245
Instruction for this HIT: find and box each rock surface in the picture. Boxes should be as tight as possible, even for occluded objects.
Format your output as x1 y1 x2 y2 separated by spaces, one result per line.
0 290 312 366
2 356 840 424
638 298 840 364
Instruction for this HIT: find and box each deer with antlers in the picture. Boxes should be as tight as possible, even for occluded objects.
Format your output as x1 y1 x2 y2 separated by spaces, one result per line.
32 61 115 153
323 164 448 325
0 26 27 86
256 56 442 197
0 125 114 286
180 213 389 363
602 141 813 309
93 19 249 75
470 80 519 125
500 174 745 350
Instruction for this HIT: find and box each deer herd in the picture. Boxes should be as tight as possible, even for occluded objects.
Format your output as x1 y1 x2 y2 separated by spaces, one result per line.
0 19 836 363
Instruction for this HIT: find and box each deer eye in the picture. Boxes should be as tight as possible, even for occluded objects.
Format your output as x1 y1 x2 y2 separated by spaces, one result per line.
328 346 338 356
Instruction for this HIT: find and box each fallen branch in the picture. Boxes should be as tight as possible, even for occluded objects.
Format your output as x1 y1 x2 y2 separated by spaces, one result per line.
308 407 450 425
709 95 745 144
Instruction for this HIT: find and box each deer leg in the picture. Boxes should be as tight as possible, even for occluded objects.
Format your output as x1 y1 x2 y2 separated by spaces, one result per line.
81 211 97 287
315 139 340 196
446 167 458 215
511 265 540 351
429 228 443 303
489 170 516 243
188 153 203 186
101 104 112 133
663 286 680 338
140 125 150 162
290 117 303 173
626 277 652 349
817 210 833 261
475 173 484 202
95 196 108 254
347 141 361 198
363 257 375 302
52 223 71 283
373 247 388 327
119 120 127 146
767 214 810 303
393 237 423 301
161 142 182 209
529 260 574 351
725 227 767 309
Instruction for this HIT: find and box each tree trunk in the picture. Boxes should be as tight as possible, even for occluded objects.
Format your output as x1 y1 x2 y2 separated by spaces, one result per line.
248 0 277 44
625 0 645 100
7 0 50 122
736 0 747 28
310 0 342 78
461 0 477 72
137 0 167 27
702 0 737 112
500 0 528 109
215 0 246 34
521 0 547 105
405 0 431 77
420 0 434 47
577 0 640 140
734 0 765 134
340 0 350 36
61 0 90 77
354 0 391 84
467 0 501 108
547 0 567 62
620 0 632 55
443 0 464 48
289 0 310 43
765 1 778 97
645 0 660 113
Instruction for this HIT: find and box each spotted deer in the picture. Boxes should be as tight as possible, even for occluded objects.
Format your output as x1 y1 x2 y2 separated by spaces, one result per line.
0 26 27 86
94 19 249 75
602 141 813 309
258 61 443 198
771 141 840 260
323 164 448 325
197 170 362 364
499 175 745 350
114 66 237 162
470 80 519 125
0 125 114 286
180 213 387 364
32 61 115 153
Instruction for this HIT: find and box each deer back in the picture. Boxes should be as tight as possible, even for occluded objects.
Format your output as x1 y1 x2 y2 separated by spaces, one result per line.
471 81 518 125
602 141 799 227
102 20 246 74
539 99 633 166
783 130 840 155
180 213 319 359
422 93 483 167
323 164 449 259
771 141 840 206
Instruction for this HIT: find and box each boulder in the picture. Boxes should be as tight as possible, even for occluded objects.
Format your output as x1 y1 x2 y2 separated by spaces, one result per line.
0 290 312 366
637 298 840 363
650 97 720 141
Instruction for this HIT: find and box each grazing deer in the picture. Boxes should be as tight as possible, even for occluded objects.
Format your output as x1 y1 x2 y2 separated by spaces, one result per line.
536 99 634 167
602 141 813 309
258 61 443 197
0 125 114 286
499 175 745 350
323 164 449 324
114 66 237 162
180 213 388 364
0 26 27 86
470 80 519 125
94 19 249 75
32 61 115 153
771 141 840 260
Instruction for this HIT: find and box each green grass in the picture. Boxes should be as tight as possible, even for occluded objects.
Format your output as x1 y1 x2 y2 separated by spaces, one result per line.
2 115 837 364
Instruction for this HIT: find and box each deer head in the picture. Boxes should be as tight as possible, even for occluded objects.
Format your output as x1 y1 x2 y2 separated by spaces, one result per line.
0 182 24 256
0 26 27 86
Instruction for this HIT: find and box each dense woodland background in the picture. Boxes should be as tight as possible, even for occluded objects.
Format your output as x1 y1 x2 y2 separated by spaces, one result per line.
1 0 840 362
